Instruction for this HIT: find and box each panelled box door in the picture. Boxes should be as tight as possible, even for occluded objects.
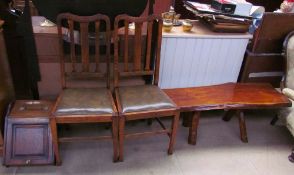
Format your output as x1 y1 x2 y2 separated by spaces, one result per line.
3 100 54 166
4 118 54 166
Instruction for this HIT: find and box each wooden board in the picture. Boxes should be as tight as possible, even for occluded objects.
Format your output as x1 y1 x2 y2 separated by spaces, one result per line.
164 82 291 111
164 82 291 144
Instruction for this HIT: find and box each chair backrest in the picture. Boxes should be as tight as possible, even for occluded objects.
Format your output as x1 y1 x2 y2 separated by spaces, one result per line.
56 13 111 89
250 12 294 53
113 14 163 88
284 31 294 90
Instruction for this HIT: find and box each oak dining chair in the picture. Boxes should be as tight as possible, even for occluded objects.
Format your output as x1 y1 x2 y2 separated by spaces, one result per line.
50 13 118 165
113 14 180 161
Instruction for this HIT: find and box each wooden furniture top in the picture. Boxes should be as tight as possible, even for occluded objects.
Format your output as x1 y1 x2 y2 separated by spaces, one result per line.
250 13 294 53
9 100 53 118
32 16 252 39
164 83 291 111
117 20 252 39
162 21 252 39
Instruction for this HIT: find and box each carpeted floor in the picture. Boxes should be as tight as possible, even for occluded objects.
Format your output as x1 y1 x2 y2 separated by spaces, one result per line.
1 109 294 175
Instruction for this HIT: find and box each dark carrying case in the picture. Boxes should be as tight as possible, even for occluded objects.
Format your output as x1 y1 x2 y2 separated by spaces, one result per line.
211 0 236 14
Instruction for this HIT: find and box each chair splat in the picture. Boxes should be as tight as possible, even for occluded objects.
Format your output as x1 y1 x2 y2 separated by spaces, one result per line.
95 21 100 73
80 22 90 72
68 19 77 72
134 22 143 71
113 14 163 88
56 13 111 88
145 21 153 71
124 20 129 72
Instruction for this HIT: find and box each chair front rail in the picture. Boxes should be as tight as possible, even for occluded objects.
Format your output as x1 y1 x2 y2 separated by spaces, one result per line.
59 135 113 142
124 129 170 139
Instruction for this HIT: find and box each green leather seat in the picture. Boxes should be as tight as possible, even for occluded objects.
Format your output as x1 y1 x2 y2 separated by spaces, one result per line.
55 88 114 116
118 85 176 113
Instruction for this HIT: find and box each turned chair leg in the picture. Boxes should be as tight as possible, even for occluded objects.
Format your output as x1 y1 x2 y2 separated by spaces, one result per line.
118 116 125 162
50 118 62 166
112 117 119 162
168 112 180 155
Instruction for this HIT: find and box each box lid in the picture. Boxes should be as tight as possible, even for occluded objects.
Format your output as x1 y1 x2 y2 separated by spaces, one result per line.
9 100 53 118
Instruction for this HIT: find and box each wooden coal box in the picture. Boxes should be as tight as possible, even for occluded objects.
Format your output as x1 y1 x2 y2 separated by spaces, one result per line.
3 100 54 166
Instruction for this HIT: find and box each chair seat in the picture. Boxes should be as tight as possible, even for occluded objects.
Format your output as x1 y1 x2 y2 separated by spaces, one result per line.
55 88 114 116
118 85 176 113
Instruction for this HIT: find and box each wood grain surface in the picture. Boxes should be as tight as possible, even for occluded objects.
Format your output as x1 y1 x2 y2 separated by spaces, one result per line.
164 83 291 111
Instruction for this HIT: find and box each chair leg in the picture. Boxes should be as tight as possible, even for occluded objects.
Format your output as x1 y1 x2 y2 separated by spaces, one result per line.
168 112 180 155
50 118 62 166
118 116 125 162
112 117 119 162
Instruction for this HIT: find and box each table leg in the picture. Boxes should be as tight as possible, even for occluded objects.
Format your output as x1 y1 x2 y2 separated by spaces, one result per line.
237 110 248 143
222 110 237 122
270 115 279 125
182 112 193 127
188 111 200 145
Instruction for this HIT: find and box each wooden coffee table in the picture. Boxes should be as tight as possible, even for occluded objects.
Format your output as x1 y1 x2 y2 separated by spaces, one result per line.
164 83 291 144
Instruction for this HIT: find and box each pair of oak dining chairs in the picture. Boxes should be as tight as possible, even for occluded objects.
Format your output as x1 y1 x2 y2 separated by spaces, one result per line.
50 13 180 165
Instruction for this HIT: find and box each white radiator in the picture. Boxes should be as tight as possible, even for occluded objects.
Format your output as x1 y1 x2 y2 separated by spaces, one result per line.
159 37 249 89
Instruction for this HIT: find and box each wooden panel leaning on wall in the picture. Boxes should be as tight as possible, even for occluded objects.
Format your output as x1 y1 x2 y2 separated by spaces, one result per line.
0 19 15 156
239 13 294 87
